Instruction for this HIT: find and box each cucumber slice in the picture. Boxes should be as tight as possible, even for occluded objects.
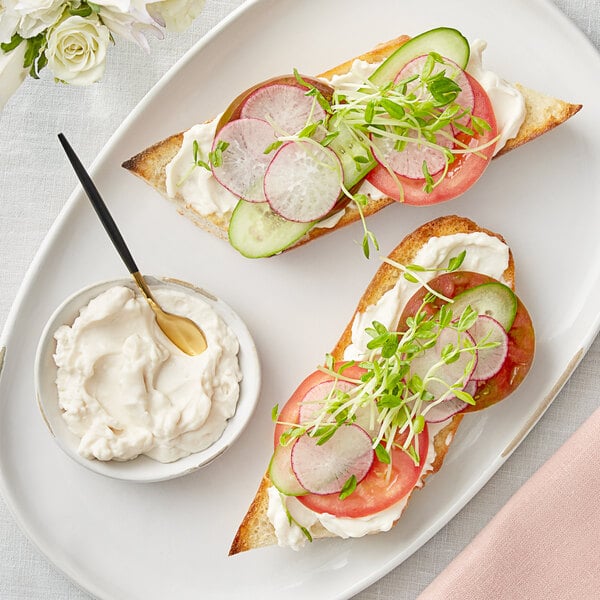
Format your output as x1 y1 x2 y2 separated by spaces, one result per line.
327 119 377 189
269 443 307 496
228 200 314 258
450 282 518 331
370 27 470 86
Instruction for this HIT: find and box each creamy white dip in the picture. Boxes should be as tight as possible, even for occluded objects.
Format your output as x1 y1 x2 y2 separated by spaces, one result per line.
54 285 241 463
266 231 509 547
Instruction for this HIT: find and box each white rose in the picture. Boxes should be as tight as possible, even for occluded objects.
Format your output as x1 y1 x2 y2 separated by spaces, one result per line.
46 15 110 85
147 0 204 32
0 42 28 110
13 0 65 38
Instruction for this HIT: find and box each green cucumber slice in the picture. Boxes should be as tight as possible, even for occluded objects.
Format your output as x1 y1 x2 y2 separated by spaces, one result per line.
228 200 314 258
327 119 377 189
450 282 518 332
370 27 470 86
269 443 307 496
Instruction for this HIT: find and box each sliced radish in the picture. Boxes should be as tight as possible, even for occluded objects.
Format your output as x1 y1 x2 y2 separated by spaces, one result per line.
468 315 509 381
422 380 476 423
371 129 454 179
410 327 477 401
240 82 327 136
264 140 342 222
291 424 374 495
211 118 276 202
396 54 474 128
298 380 356 424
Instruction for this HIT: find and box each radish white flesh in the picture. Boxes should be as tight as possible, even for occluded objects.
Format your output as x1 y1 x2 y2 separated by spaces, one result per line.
371 129 454 179
468 315 509 381
264 141 342 222
423 380 476 423
298 380 356 424
410 327 477 402
291 424 374 495
211 118 276 202
240 83 327 136
396 55 474 128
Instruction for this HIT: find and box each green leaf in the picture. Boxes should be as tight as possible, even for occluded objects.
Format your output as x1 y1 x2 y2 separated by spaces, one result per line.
271 404 279 422
263 140 283 154
339 474 357 500
403 272 420 284
380 99 406 120
69 3 93 16
375 443 391 464
406 444 420 465
471 115 492 135
1 33 23 53
321 131 339 147
414 414 425 434
378 394 402 408
454 388 476 405
447 250 466 272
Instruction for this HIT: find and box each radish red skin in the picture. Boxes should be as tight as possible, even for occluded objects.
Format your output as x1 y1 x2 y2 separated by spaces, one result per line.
366 73 498 205
399 271 535 411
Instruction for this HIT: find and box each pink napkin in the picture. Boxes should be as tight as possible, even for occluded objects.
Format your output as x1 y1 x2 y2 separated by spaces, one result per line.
417 407 600 600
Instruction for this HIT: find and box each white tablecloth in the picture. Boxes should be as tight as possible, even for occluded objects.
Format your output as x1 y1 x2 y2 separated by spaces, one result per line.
1 1 598 598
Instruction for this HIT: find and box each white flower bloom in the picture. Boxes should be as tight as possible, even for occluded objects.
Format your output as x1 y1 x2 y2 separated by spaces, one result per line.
97 0 163 52
147 0 204 32
0 43 28 110
46 15 110 85
0 0 21 43
13 0 65 38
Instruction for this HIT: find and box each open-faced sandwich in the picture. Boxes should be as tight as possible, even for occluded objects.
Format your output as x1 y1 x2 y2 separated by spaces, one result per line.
229 214 535 553
123 28 581 258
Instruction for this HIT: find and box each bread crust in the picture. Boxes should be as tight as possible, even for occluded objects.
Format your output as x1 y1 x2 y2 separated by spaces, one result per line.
122 38 581 252
228 215 515 555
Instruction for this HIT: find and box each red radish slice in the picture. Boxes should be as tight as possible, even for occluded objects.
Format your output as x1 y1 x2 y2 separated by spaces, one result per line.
264 140 342 222
371 129 454 179
422 380 476 423
468 315 509 380
211 118 276 202
240 83 327 136
291 424 374 495
396 55 474 128
298 380 356 424
410 327 477 401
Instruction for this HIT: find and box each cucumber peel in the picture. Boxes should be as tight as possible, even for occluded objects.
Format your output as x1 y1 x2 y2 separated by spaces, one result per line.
369 27 470 86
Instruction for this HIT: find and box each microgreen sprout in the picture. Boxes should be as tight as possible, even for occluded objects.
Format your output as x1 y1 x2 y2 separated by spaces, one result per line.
178 139 230 187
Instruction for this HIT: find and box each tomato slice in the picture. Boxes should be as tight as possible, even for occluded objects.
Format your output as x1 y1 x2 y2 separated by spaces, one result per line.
275 364 429 518
366 72 498 205
399 271 535 411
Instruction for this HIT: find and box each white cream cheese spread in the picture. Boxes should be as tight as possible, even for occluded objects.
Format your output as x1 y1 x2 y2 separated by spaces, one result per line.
54 285 241 463
467 39 526 153
266 231 509 548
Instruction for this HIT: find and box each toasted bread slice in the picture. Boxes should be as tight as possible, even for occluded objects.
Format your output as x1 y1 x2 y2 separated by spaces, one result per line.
228 215 515 555
122 37 581 251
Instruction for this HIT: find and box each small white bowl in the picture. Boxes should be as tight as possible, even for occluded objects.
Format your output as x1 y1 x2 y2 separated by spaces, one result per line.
34 276 261 483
